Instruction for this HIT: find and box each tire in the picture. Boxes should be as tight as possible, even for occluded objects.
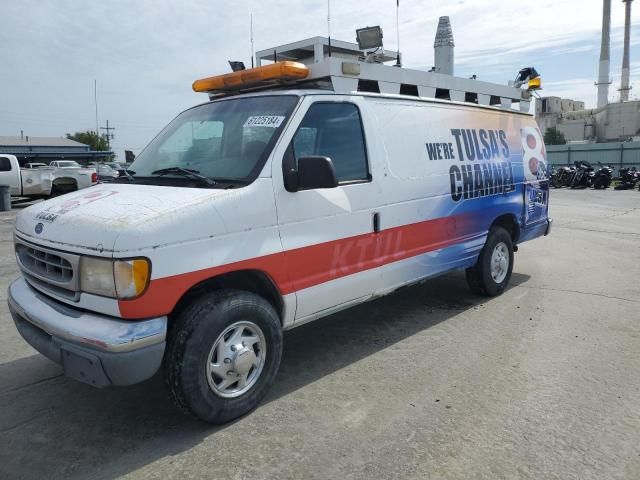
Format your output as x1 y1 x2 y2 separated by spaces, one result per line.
164 290 283 424
48 186 61 198
465 226 514 297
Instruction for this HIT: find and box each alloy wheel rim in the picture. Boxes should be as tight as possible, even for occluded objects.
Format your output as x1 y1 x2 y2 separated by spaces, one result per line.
490 242 509 283
206 321 266 398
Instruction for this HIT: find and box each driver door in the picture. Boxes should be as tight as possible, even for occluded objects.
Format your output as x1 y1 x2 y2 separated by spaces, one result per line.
272 97 383 323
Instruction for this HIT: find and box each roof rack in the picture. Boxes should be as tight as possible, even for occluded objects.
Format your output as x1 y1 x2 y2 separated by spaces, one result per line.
196 36 531 113
304 57 531 112
255 36 398 66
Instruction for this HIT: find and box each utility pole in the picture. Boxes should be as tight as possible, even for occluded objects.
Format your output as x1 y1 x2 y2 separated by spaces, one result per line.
94 80 99 137
100 120 115 152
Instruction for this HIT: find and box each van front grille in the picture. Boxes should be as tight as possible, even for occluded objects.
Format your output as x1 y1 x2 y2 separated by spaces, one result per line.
15 240 80 300
17 245 73 283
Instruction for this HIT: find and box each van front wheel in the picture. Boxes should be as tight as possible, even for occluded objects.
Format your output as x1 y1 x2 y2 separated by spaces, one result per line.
164 290 283 424
466 227 514 297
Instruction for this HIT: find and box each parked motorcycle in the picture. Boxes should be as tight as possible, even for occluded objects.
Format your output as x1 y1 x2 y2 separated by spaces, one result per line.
570 161 594 189
614 167 640 190
551 165 575 188
591 164 614 189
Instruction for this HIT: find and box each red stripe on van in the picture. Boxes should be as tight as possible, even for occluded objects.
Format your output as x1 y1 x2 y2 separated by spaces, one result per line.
117 213 478 319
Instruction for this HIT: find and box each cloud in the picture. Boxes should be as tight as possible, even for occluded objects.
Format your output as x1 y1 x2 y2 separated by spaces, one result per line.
541 78 599 106
1 0 639 155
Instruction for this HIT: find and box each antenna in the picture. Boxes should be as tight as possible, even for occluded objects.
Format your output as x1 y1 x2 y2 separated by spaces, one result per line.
327 0 332 57
250 13 255 68
395 0 401 66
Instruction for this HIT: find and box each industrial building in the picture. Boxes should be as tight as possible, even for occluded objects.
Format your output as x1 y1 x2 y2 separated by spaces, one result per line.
536 0 639 143
536 97 640 143
0 134 112 165
536 96 640 143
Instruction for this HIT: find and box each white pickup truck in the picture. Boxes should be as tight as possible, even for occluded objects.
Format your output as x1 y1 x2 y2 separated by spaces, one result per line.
0 154 97 198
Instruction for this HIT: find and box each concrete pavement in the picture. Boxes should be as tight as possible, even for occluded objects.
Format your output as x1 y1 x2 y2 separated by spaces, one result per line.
0 189 639 480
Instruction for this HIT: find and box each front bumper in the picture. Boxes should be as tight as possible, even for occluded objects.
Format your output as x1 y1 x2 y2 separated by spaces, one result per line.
8 277 167 387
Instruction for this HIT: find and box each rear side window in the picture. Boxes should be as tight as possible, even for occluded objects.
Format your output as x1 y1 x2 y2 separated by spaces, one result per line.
0 157 12 172
292 103 369 183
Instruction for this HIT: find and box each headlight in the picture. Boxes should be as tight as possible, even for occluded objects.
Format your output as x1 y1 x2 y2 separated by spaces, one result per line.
80 257 116 297
79 257 150 299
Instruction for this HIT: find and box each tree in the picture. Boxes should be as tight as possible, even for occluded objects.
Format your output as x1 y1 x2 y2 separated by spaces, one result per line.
66 131 109 151
543 127 567 146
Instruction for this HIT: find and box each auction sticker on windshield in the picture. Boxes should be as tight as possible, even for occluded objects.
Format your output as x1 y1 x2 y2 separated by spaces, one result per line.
243 115 285 128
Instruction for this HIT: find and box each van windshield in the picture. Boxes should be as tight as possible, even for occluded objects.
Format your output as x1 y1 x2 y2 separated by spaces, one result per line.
127 95 298 187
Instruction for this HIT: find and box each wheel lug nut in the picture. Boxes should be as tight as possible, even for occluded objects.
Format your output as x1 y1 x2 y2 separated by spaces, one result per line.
230 345 236 352
224 358 231 364
227 371 234 376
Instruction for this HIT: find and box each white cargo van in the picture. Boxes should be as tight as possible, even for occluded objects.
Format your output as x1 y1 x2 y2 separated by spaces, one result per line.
8 56 550 423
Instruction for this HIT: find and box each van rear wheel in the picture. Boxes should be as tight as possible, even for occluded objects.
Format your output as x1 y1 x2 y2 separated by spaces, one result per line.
164 290 282 424
466 226 514 297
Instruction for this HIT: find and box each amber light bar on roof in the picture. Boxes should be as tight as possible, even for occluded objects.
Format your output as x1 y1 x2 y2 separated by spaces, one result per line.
192 61 309 93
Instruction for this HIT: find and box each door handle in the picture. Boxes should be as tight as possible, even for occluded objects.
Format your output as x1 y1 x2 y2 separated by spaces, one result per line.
373 212 381 233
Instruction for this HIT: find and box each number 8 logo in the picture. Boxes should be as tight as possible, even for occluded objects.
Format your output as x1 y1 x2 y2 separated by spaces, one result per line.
521 126 546 181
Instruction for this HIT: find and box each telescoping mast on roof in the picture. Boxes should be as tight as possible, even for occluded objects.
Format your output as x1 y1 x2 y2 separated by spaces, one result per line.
195 21 540 113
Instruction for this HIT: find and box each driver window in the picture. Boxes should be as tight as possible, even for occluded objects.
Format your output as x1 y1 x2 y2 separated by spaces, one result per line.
292 103 369 183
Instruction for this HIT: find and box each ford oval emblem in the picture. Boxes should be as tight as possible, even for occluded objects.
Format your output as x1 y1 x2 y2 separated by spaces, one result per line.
35 223 44 234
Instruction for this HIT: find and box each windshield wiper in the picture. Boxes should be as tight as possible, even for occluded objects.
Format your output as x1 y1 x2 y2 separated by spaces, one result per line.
150 167 217 187
119 169 135 181
111 169 140 183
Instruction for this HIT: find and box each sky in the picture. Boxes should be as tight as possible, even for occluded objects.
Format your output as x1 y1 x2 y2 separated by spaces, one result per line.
1 0 639 159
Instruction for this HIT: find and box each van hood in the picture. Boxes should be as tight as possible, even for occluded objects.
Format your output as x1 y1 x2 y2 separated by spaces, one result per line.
15 184 228 255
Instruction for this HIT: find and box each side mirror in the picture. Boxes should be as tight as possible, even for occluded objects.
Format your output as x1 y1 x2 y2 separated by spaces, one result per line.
296 156 338 191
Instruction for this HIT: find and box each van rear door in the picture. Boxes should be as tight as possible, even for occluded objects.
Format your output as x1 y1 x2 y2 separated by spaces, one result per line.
520 126 550 232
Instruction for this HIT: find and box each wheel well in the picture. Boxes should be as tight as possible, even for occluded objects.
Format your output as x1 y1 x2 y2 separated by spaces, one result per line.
52 177 78 192
171 270 284 323
491 214 520 243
